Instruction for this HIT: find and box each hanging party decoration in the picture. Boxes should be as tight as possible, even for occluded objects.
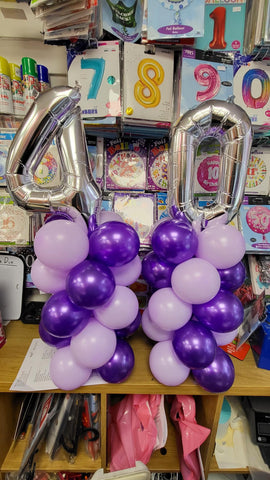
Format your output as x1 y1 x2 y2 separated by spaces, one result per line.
141 99 253 393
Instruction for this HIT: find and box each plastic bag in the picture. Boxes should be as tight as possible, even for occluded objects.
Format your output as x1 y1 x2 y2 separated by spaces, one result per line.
108 394 164 471
170 395 211 480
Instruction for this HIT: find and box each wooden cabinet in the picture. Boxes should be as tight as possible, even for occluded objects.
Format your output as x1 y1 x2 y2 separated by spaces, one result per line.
0 321 270 478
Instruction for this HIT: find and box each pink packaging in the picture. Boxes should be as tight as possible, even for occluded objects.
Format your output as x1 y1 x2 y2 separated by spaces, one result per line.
0 312 6 349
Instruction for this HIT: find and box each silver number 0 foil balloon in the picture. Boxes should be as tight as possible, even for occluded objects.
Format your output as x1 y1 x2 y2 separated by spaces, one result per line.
169 99 253 223
5 86 101 218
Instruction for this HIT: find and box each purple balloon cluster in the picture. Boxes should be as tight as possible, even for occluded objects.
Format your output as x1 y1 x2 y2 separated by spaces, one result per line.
31 210 142 390
141 214 246 393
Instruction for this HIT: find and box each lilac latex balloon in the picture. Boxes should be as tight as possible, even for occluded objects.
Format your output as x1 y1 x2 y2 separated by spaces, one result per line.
142 308 173 342
171 258 221 305
66 259 115 309
148 287 192 332
31 259 67 294
172 320 217 369
151 218 198 265
98 210 123 224
192 347 235 393
149 340 190 386
141 251 174 289
70 318 117 369
212 327 239 346
50 346 91 390
193 290 244 333
94 285 139 330
34 219 89 271
39 320 71 348
89 221 140 267
110 255 142 286
218 261 246 291
196 224 246 269
115 310 141 338
41 290 91 337
98 339 135 383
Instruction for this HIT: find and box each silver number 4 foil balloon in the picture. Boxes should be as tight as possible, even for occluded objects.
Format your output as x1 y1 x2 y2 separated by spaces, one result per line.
169 99 253 224
5 86 101 218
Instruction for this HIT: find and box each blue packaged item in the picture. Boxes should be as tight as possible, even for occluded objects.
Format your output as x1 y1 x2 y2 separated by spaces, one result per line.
180 48 234 116
250 319 270 371
147 0 205 41
195 0 246 53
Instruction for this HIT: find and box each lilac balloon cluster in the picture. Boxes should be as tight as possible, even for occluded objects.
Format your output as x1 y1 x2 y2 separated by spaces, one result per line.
31 210 142 390
141 213 246 393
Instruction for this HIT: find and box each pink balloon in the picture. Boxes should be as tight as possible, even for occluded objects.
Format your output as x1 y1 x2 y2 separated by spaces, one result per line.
94 285 139 329
142 308 173 342
34 220 89 271
50 346 91 390
246 206 270 235
212 327 239 346
98 210 123 224
196 224 246 269
70 318 117 369
148 287 192 332
31 259 67 293
171 258 220 305
149 340 190 386
110 255 142 286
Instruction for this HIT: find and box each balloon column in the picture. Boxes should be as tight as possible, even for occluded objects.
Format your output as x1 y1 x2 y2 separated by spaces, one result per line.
32 209 142 390
142 100 253 393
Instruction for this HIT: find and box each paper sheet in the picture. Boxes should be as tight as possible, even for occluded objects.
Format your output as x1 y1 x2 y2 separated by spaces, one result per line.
10 338 107 391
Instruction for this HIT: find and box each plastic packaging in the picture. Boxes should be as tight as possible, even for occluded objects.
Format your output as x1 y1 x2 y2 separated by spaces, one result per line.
0 56 13 114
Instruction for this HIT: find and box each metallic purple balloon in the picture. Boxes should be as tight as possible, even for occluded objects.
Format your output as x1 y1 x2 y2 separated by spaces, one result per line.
141 251 174 289
172 320 217 369
115 310 141 338
151 219 198 265
193 290 244 333
66 259 115 309
192 347 235 393
39 319 71 348
218 261 246 291
98 339 135 383
89 221 140 267
41 290 91 337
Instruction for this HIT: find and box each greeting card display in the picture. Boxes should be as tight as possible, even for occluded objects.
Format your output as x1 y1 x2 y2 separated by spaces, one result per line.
245 148 270 196
195 0 246 53
180 48 234 116
147 0 205 41
67 41 121 119
233 58 270 126
147 138 168 192
123 43 174 126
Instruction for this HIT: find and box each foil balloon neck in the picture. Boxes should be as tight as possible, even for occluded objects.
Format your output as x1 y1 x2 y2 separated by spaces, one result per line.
5 86 101 219
169 99 253 224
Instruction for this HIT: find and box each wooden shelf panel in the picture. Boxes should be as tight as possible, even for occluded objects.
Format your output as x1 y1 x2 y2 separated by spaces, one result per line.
1 321 270 395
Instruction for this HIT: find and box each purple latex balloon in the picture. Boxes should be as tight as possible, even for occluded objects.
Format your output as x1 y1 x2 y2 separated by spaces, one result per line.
218 261 246 291
115 310 141 338
50 346 92 390
196 224 246 269
171 258 221 305
141 251 174 289
98 210 123 224
192 347 235 393
151 218 198 265
149 340 190 386
70 318 117 369
98 339 135 383
31 259 67 294
41 290 91 337
94 285 139 330
141 308 173 342
39 320 71 348
34 219 89 271
148 287 192 332
193 290 244 333
89 221 140 267
110 255 142 286
172 320 217 369
66 259 115 309
212 327 239 346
